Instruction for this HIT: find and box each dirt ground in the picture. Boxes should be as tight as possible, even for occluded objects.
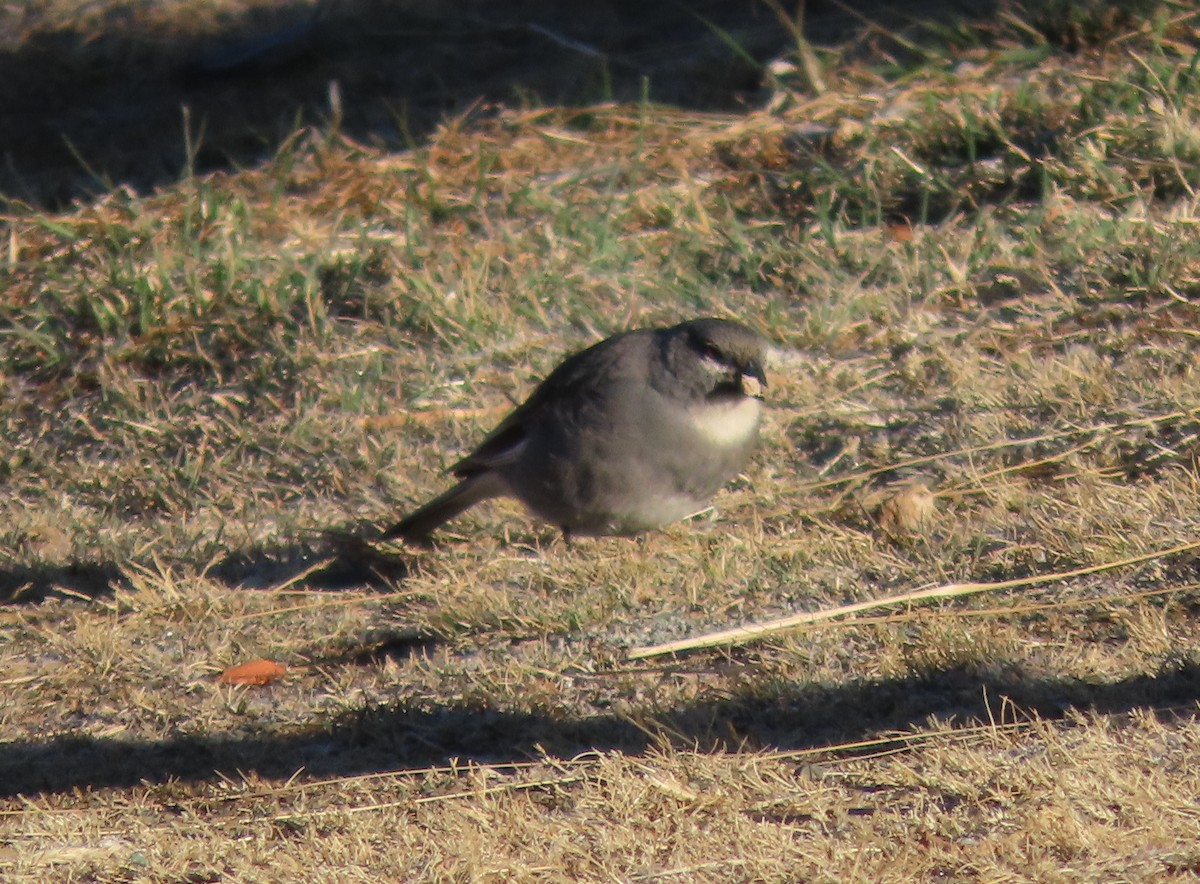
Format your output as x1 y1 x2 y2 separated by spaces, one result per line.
3 0 1200 880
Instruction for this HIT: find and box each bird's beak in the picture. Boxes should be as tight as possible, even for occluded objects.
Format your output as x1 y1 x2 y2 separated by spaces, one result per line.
741 364 767 400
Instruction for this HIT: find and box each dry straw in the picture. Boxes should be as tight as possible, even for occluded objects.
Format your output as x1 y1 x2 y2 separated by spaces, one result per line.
628 538 1200 659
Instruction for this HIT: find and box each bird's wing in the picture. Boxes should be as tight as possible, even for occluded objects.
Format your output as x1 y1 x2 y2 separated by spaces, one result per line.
449 329 645 477
449 416 527 476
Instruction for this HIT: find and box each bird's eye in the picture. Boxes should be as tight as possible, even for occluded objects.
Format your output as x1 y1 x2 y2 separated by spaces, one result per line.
701 342 725 363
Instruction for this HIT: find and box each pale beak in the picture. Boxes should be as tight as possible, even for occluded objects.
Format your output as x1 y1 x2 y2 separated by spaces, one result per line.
740 364 767 400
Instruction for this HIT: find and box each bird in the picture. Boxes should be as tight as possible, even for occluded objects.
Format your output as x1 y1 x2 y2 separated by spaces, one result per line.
384 317 769 544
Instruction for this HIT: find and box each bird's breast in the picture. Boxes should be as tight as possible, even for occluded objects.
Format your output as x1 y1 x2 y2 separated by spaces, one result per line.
686 396 761 448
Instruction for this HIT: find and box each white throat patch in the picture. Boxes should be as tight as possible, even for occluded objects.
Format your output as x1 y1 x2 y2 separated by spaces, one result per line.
688 396 761 447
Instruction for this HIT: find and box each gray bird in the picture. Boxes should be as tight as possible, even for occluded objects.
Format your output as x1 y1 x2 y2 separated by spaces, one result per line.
385 317 769 544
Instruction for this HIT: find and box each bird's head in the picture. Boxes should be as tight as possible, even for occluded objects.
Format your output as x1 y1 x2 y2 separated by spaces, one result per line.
681 318 769 402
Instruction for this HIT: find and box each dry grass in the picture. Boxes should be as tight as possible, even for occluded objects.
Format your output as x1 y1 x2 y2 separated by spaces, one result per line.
4 1 1200 880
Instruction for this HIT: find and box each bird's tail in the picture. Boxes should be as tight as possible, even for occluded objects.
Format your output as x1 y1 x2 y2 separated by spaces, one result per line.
382 472 506 544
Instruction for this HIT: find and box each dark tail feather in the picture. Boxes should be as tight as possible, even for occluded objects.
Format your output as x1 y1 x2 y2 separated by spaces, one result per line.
382 472 505 544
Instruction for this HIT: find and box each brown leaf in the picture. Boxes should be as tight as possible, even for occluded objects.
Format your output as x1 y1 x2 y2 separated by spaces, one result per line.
219 658 286 685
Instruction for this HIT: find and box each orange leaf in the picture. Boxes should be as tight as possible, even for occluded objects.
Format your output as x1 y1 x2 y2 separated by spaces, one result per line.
219 658 286 685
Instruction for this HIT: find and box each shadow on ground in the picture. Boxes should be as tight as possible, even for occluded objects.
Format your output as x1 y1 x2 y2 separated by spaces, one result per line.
0 528 407 604
0 562 123 606
4 660 1198 796
2 0 992 208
